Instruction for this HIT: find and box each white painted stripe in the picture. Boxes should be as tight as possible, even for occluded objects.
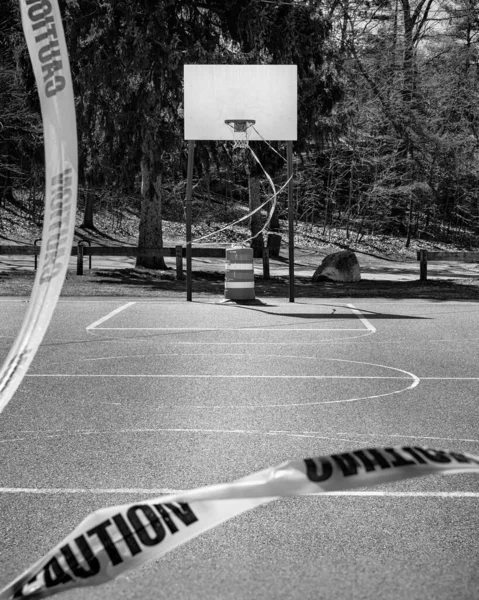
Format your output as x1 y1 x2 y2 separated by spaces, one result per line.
320 492 479 498
333 431 479 444
0 300 129 304
86 302 136 330
25 374 414 379
0 487 180 494
0 427 379 447
8 426 478 443
0 488 477 498
347 303 377 333
225 264 254 271
78 352 339 363
419 377 479 381
224 282 255 288
59 300 133 303
172 340 371 345
90 327 365 331
196 360 420 408
4 427 478 447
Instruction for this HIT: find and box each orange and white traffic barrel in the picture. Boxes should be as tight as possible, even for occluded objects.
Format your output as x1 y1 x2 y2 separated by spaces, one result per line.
225 247 255 301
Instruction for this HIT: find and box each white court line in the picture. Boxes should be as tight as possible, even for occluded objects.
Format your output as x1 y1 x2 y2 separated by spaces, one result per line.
77 352 373 363
333 431 479 443
195 359 420 408
89 303 376 333
24 374 414 379
347 303 377 333
168 338 372 344
0 427 372 444
90 327 367 331
16 374 466 382
22 354 421 408
0 487 179 494
5 427 478 445
58 300 137 303
321 492 479 498
419 377 479 381
0 299 127 304
86 302 136 330
0 488 477 498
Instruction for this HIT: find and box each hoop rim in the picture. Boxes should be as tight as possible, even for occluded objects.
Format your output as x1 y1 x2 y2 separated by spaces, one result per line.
225 119 256 130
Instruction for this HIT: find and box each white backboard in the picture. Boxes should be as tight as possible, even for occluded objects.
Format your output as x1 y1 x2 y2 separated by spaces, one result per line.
184 65 297 141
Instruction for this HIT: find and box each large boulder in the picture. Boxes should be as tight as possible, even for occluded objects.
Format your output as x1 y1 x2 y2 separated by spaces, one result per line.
312 250 361 283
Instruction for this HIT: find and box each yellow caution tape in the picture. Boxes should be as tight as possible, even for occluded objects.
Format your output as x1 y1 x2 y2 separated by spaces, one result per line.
0 0 78 413
1 445 478 598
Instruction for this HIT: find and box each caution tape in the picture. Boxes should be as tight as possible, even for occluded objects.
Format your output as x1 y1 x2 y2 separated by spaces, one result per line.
193 130 290 246
192 175 292 245
241 145 288 246
0 0 77 413
1 445 478 599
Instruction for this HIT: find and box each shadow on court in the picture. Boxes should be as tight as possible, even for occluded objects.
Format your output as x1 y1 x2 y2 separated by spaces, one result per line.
1 268 479 300
234 305 431 320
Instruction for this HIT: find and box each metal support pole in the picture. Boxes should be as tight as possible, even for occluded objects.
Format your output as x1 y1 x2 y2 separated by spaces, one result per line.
186 140 195 301
287 141 294 303
85 240 92 271
262 247 270 280
419 249 427 281
176 245 184 280
77 242 84 275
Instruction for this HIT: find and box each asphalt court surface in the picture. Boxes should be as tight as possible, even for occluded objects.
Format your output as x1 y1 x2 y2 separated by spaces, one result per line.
0 297 478 599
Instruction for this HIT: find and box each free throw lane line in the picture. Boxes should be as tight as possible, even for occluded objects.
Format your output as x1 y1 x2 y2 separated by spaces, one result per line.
89 304 376 333
86 302 136 330
348 303 377 333
88 327 369 331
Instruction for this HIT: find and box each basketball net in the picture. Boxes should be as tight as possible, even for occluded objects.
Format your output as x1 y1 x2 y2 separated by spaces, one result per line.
225 120 255 150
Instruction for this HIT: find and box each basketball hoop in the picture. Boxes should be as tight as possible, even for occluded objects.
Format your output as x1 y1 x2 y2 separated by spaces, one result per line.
225 119 256 150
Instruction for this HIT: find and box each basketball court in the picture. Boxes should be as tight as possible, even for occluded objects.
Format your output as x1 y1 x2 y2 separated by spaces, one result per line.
1 42 478 599
0 296 478 599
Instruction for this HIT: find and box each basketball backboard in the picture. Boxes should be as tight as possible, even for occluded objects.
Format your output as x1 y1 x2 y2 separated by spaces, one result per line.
184 65 297 141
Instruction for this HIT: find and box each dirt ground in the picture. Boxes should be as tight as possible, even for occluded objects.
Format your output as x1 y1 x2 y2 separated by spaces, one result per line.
1 266 479 300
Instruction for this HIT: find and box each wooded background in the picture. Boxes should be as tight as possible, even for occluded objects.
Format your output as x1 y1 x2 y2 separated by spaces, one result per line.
1 0 478 267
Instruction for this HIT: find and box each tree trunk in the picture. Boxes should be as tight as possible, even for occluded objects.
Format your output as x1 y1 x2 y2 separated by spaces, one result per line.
269 200 280 232
405 193 414 247
0 169 14 208
136 140 167 270
249 174 263 258
82 187 95 229
346 163 353 239
323 195 329 236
